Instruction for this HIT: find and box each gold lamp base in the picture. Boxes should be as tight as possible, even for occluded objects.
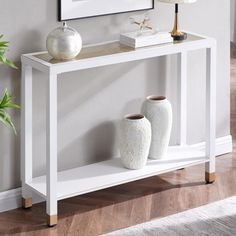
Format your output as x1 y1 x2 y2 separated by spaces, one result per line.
171 3 187 41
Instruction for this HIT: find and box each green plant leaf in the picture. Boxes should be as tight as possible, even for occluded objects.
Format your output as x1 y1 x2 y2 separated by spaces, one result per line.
0 35 17 69
0 89 20 135
0 42 9 47
0 103 20 109
0 90 20 109
0 35 19 134
0 109 17 134
0 54 7 64
5 59 18 69
0 90 9 106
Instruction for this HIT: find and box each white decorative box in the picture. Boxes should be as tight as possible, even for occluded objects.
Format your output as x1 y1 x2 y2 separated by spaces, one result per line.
120 30 173 48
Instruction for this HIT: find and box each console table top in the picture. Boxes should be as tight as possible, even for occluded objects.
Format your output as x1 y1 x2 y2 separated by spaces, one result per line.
21 32 215 74
34 33 203 64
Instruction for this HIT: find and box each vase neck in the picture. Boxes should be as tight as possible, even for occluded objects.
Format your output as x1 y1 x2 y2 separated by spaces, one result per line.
146 95 167 103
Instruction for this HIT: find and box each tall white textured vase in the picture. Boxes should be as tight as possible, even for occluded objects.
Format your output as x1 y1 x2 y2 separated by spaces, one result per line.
141 96 172 159
119 114 152 170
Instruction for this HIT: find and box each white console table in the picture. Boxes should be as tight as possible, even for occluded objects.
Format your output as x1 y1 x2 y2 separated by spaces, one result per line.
21 32 216 226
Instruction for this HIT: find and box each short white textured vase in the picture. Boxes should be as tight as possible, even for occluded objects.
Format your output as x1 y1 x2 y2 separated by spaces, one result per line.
141 96 172 159
119 114 151 170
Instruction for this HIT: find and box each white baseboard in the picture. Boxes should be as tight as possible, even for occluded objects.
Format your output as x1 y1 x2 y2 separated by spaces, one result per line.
0 188 22 212
0 188 43 213
0 135 232 213
191 135 233 156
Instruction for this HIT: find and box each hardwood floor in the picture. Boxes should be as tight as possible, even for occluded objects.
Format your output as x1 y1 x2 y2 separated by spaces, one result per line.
0 56 235 236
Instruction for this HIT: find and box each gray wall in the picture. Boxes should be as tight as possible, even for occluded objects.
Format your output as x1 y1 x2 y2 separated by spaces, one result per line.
0 0 230 191
231 0 236 43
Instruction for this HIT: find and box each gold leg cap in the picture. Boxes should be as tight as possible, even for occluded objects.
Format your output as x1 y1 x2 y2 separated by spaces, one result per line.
205 172 216 184
22 197 32 209
47 214 58 227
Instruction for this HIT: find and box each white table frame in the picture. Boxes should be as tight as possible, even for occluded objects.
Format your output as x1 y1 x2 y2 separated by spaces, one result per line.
21 31 216 226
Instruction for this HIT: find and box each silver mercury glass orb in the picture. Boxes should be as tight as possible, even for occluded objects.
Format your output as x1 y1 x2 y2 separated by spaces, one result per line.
46 22 82 60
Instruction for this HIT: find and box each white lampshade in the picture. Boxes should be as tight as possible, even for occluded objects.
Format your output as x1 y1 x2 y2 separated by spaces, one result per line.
158 0 197 3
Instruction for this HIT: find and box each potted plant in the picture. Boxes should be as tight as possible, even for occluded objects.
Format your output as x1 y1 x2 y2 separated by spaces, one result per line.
0 35 19 134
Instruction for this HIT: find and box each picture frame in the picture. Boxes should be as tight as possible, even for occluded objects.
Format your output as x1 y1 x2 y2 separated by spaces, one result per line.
58 0 154 21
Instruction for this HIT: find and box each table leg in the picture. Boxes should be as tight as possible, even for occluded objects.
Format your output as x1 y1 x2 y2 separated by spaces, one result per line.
21 64 33 208
177 52 187 146
205 43 216 183
46 71 58 226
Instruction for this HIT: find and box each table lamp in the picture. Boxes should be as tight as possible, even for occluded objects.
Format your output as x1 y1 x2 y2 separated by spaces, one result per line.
158 0 197 41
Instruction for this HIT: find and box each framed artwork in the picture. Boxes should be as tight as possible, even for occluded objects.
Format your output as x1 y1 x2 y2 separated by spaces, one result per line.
58 0 154 21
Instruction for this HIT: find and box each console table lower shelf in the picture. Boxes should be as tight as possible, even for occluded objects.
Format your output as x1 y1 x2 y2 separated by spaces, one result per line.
23 145 214 222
